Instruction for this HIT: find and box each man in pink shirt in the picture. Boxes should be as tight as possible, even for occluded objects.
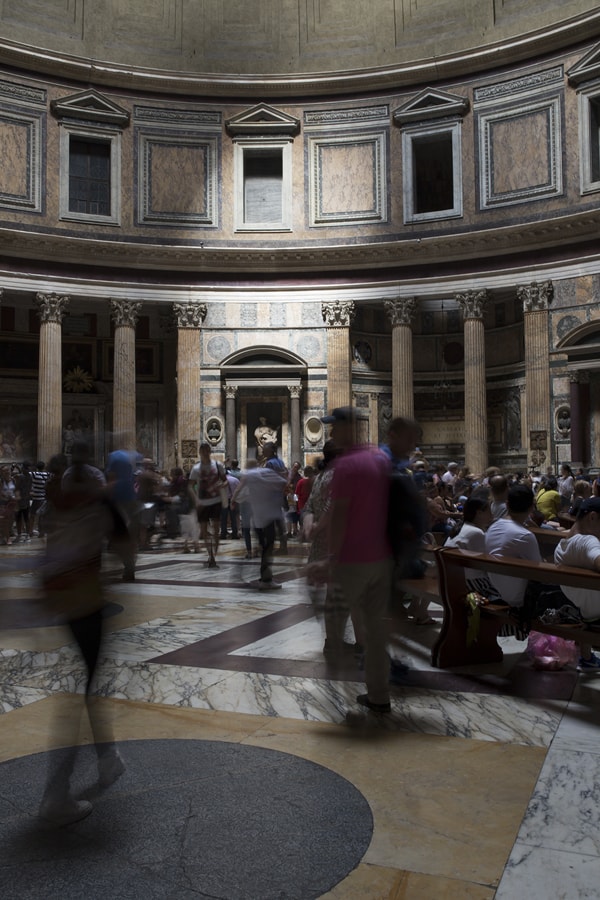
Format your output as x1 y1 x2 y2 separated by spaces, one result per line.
323 406 397 714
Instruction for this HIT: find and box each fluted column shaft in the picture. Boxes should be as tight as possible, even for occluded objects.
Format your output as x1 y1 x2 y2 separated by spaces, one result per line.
110 299 142 451
174 302 207 468
518 282 553 467
322 300 355 412
36 292 69 464
289 385 302 463
456 291 488 476
384 297 417 419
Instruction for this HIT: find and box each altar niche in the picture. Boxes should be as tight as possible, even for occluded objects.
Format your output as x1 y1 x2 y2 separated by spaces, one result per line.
246 401 283 464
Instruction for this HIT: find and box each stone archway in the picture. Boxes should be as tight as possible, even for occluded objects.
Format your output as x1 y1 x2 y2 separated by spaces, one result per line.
220 347 307 466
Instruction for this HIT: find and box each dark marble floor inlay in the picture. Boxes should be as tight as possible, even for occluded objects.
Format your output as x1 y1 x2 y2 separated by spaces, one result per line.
0 739 373 900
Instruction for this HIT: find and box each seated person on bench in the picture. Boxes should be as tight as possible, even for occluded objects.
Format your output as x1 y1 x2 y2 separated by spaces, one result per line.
485 484 541 608
445 494 501 601
554 496 600 670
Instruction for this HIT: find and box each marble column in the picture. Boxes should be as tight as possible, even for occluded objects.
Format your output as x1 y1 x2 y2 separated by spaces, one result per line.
110 298 142 452
321 300 355 412
289 385 302 463
384 297 417 419
35 292 69 464
456 290 489 476
224 385 237 461
173 301 207 468
517 281 553 468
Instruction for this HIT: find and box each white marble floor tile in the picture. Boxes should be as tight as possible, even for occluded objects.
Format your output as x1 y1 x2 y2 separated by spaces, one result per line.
495 843 600 899
551 696 600 755
229 617 352 660
514 748 600 856
0 684 50 714
93 661 233 708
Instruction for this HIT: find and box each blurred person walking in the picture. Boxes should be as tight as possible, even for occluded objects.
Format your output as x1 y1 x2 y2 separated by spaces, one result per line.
39 441 131 826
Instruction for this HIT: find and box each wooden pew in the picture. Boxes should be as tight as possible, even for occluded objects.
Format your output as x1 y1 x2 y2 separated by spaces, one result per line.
431 547 600 668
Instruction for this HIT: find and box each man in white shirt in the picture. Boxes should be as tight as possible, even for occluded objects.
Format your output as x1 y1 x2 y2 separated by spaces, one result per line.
484 484 541 607
554 497 600 621
553 496 600 670
441 462 459 487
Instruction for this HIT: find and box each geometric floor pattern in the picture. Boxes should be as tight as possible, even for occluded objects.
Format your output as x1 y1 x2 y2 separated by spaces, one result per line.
2 538 600 898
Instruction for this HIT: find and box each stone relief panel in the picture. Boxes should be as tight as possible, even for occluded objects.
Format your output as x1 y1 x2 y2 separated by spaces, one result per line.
476 94 563 207
137 133 218 226
0 109 42 212
205 303 226 327
309 131 387 226
301 303 322 327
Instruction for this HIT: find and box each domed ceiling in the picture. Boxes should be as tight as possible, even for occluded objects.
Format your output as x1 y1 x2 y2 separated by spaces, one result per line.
1 0 599 95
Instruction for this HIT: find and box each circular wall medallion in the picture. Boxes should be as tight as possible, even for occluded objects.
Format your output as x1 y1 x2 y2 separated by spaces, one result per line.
206 335 231 362
0 739 373 898
205 417 223 444
305 415 324 445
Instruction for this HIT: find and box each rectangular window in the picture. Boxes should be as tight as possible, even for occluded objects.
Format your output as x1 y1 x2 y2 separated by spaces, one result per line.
233 140 292 231
59 124 121 225
412 133 454 214
402 122 462 224
69 138 111 216
243 148 283 224
589 97 600 185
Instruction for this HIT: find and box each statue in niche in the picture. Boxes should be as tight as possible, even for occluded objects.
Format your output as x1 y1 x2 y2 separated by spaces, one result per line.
254 416 278 464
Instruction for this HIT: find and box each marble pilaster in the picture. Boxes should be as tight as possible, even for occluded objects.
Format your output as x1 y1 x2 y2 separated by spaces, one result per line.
35 292 69 463
110 298 142 452
289 385 302 464
224 385 237 461
517 282 553 468
456 290 488 476
173 302 207 468
384 297 417 419
321 300 355 412
569 372 590 467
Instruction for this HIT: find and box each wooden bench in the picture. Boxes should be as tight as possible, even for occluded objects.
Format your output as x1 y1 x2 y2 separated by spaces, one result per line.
431 547 600 668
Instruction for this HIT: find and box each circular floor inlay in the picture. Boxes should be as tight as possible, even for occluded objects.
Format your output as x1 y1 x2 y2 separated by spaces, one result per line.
0 739 373 899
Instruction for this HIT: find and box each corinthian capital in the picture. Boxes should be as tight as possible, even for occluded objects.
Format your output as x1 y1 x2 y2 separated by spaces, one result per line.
455 290 488 320
110 298 142 328
517 281 554 313
321 300 356 328
35 292 70 324
173 301 208 329
383 297 417 327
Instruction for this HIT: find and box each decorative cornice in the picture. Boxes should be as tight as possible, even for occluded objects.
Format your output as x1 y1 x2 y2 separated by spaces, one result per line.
384 297 417 327
455 289 489 320
35 291 69 323
322 300 356 328
109 298 142 328
1 211 600 277
393 89 469 126
51 89 130 126
0 12 598 100
517 280 554 312
225 103 300 138
173 301 207 328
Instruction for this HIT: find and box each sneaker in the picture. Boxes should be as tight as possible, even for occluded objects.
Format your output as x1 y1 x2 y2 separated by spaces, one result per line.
356 693 391 714
257 580 282 590
98 751 125 788
577 653 600 671
39 797 93 826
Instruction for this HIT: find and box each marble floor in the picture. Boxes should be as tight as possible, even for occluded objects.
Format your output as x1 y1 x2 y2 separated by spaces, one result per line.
1 537 600 898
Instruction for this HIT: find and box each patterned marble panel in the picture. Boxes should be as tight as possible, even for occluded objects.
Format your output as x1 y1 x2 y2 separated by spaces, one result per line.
512 747 600 856
0 684 50 713
496 843 600 899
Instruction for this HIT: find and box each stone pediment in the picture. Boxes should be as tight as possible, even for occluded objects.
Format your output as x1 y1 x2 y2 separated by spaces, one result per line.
225 104 300 137
51 89 130 126
568 42 600 85
393 88 469 125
